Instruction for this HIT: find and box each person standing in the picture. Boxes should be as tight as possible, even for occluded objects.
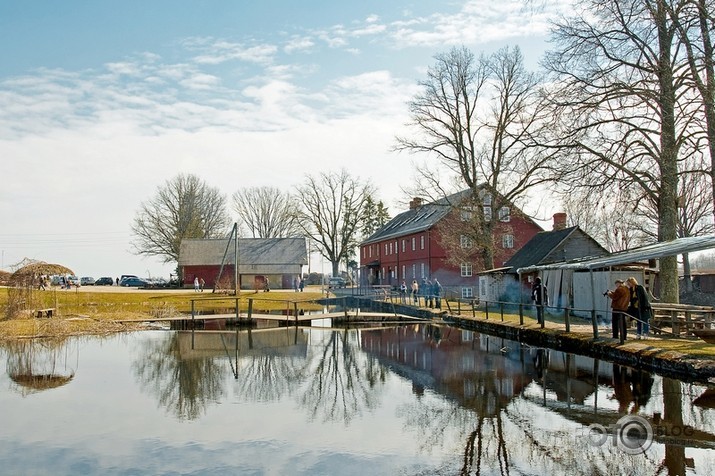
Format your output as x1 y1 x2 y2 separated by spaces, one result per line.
194 276 200 292
299 278 305 292
411 280 419 305
199 278 205 292
399 280 407 304
606 279 630 343
626 277 653 339
433 279 442 310
531 277 548 324
426 279 433 308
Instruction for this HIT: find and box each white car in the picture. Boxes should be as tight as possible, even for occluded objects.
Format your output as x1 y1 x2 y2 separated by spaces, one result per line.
80 276 96 286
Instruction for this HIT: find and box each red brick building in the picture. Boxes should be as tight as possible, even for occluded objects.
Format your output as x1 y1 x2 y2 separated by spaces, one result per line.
359 189 543 298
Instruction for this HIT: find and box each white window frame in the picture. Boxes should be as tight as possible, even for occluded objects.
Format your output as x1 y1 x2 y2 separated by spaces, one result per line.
460 235 473 248
462 287 474 298
412 237 416 251
461 263 473 277
483 206 492 222
502 234 514 249
498 206 510 222
420 235 425 250
420 263 425 278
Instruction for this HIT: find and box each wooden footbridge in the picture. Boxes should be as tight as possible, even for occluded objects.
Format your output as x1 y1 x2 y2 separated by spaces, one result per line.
118 295 424 327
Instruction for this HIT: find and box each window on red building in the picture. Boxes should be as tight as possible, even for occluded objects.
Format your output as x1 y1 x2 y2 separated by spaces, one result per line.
502 234 514 248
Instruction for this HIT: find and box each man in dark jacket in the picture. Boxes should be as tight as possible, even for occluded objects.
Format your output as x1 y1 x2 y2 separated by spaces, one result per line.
531 277 548 324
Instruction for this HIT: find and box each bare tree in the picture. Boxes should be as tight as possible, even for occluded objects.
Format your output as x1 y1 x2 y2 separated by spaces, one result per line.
231 186 302 238
543 0 696 301
295 169 374 277
131 173 230 268
396 45 554 269
561 187 652 252
667 0 715 222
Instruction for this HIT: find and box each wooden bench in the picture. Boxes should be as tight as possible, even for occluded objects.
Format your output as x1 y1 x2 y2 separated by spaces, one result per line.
35 308 55 318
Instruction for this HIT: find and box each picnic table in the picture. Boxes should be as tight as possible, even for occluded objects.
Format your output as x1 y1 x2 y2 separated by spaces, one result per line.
650 303 715 337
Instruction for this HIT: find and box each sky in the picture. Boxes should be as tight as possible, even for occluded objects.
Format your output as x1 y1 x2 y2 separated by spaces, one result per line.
0 0 571 280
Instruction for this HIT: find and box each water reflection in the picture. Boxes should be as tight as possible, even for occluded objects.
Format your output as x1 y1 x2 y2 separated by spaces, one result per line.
3 338 77 396
1 324 715 475
132 332 226 419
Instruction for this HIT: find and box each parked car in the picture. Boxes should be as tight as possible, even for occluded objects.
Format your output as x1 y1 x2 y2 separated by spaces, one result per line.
120 277 148 287
95 277 114 286
66 275 80 287
328 276 346 289
80 276 96 286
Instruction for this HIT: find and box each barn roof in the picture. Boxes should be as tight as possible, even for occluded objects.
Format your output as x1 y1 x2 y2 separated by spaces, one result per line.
516 235 715 274
178 237 308 266
504 226 608 272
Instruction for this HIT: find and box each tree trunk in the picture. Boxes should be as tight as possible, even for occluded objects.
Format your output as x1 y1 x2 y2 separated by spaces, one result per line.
656 1 680 303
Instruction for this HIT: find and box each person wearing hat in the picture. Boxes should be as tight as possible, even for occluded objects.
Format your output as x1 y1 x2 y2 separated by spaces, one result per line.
606 279 630 343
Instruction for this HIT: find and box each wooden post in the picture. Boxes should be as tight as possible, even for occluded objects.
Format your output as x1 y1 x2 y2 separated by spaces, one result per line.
500 302 504 322
235 297 239 320
248 298 253 322
519 303 523 325
591 309 599 339
485 301 489 320
191 300 195 322
565 307 570 333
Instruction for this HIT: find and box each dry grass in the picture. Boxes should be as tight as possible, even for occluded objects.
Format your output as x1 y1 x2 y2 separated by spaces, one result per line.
0 286 327 340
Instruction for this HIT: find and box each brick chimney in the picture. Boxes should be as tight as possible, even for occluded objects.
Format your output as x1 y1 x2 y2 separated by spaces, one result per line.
409 197 423 210
553 212 567 230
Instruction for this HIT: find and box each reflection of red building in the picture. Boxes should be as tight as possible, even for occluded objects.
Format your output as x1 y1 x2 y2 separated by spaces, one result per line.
360 325 533 416
359 189 542 299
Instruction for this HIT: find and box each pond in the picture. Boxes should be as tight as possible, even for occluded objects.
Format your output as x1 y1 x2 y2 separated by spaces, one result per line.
1 324 714 475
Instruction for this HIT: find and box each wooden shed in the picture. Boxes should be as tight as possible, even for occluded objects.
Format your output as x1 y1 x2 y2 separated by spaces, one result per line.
178 237 308 290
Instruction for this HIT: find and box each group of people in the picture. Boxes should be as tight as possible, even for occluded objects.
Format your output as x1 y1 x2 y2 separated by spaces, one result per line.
399 277 442 309
193 276 205 292
606 276 653 342
293 276 306 292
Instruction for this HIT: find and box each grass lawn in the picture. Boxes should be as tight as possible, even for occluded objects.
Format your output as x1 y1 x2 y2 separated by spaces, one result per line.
0 286 327 339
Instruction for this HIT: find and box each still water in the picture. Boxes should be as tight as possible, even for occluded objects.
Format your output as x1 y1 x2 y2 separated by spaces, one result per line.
1 324 714 475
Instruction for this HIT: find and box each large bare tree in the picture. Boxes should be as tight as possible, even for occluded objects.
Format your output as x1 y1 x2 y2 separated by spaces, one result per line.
295 169 374 277
543 0 696 302
667 0 715 222
131 173 230 269
231 186 302 238
396 45 554 270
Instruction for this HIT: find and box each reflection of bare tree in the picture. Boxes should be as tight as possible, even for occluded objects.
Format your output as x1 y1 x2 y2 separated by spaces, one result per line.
133 333 226 420
300 329 385 424
3 338 77 396
232 352 308 402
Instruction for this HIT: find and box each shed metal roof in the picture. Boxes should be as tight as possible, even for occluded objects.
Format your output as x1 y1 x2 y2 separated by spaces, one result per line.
516 235 715 274
179 237 308 266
